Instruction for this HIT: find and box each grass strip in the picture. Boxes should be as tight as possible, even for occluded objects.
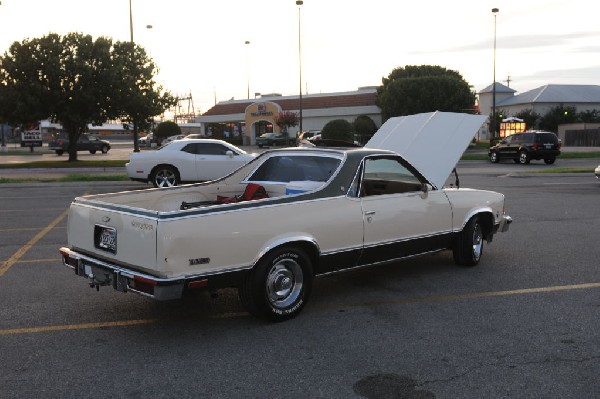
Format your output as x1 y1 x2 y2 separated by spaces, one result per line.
0 160 127 169
0 174 129 184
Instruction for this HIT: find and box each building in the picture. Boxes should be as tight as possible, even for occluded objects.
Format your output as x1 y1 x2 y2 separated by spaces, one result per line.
195 87 381 145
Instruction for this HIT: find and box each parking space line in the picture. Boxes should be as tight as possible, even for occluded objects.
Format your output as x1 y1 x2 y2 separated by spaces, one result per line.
13 258 61 264
0 319 159 336
0 227 66 232
0 208 69 277
1 281 598 336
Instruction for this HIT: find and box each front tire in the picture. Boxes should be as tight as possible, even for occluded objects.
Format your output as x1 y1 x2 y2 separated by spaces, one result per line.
151 165 179 188
519 151 530 164
489 152 499 163
101 145 109 154
239 246 313 322
453 216 484 267
56 150 64 156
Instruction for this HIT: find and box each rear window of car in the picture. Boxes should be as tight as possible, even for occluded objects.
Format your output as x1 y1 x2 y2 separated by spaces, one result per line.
535 133 558 143
247 155 342 183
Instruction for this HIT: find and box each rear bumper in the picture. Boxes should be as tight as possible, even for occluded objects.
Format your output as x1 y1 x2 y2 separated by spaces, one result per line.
59 247 247 300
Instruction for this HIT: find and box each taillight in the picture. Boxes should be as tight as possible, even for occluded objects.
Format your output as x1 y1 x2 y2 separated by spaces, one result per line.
58 139 64 145
532 143 538 150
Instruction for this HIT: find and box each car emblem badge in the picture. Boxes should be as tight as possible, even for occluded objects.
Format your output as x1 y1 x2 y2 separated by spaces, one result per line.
101 216 111 223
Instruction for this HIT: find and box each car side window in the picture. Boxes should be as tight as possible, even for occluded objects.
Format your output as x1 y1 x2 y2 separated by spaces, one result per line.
361 157 423 197
181 143 233 155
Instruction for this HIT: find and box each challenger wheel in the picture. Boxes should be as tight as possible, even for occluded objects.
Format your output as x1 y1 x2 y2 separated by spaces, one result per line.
239 246 313 322
151 165 179 188
453 216 484 267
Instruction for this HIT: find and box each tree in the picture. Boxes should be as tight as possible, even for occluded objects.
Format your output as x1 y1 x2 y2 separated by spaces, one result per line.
352 115 377 144
514 109 541 130
321 119 353 142
376 65 475 121
275 111 299 145
0 33 174 160
154 121 181 143
112 41 176 152
577 109 600 123
539 105 577 133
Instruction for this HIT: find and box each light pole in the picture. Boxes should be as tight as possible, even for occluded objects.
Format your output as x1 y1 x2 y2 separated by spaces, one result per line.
245 40 251 100
492 7 499 137
129 0 134 42
296 0 303 133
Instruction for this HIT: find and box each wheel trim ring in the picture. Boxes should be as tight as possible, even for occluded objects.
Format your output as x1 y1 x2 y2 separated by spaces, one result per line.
520 152 527 163
472 223 483 261
266 260 303 309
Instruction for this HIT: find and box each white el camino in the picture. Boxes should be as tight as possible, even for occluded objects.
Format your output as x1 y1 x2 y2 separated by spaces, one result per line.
126 138 256 187
60 112 512 322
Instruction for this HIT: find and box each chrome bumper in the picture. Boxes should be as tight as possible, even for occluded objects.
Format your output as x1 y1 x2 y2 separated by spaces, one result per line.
59 247 207 300
499 214 512 233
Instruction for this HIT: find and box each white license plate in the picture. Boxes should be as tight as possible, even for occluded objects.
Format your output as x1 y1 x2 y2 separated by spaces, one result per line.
544 144 552 149
96 225 117 253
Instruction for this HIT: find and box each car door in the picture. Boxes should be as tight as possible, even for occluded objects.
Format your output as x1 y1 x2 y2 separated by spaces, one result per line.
193 143 247 181
77 135 91 151
357 156 453 266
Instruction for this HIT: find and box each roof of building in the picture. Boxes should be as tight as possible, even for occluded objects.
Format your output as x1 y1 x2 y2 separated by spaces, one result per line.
202 89 378 116
498 84 600 106
478 82 516 94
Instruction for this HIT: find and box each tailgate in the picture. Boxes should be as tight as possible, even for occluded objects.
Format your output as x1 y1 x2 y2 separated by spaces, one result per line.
67 201 159 275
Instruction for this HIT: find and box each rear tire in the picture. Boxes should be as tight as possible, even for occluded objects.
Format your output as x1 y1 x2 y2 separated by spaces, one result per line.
239 246 313 322
151 165 179 188
519 151 530 164
544 157 555 165
56 150 64 156
453 216 484 267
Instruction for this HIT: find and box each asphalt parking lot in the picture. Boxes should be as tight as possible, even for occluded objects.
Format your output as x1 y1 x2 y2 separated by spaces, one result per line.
1 160 599 398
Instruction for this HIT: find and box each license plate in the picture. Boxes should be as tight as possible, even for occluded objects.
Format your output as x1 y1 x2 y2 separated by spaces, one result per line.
544 144 552 149
95 225 117 254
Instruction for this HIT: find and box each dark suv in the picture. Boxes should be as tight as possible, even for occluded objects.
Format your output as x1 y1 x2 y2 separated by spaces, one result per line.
48 133 111 156
489 131 561 164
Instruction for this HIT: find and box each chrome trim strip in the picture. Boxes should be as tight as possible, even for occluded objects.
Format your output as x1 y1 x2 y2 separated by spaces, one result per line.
318 249 446 277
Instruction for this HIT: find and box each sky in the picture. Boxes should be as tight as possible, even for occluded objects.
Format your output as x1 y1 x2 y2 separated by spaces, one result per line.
1 0 600 114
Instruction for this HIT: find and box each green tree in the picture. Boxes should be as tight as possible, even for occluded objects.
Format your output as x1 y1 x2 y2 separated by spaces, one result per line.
0 33 175 160
577 109 600 123
154 121 181 143
376 65 475 121
352 115 377 144
321 119 353 142
275 111 299 145
112 41 176 152
539 105 578 133
514 109 541 130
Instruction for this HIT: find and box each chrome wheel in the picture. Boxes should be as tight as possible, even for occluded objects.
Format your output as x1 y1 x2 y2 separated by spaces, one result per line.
471 221 483 262
489 152 499 163
265 259 303 309
152 167 178 188
519 151 530 164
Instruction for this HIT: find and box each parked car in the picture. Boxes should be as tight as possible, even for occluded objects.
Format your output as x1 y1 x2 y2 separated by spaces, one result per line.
489 131 561 164
256 132 288 148
60 112 512 322
47 133 111 156
138 132 154 146
300 134 362 148
184 134 206 140
126 138 256 187
296 130 320 146
161 134 187 146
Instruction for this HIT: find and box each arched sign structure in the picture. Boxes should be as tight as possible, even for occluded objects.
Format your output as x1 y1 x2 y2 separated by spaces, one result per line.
244 101 282 145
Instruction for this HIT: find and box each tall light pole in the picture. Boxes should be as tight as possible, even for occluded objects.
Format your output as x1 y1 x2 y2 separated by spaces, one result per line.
492 7 499 137
245 40 251 100
296 0 303 133
129 0 134 42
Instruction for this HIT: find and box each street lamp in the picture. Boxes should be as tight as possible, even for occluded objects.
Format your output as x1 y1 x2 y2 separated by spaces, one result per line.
296 0 303 133
245 40 251 100
492 7 499 137
129 0 134 42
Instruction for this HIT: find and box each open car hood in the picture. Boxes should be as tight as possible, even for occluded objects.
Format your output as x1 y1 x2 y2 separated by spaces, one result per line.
366 112 487 188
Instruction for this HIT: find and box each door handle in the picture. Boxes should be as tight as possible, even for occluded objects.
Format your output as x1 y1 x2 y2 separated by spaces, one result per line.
364 211 376 215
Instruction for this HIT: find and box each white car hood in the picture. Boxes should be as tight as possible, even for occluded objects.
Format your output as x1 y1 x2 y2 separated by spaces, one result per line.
366 112 487 188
